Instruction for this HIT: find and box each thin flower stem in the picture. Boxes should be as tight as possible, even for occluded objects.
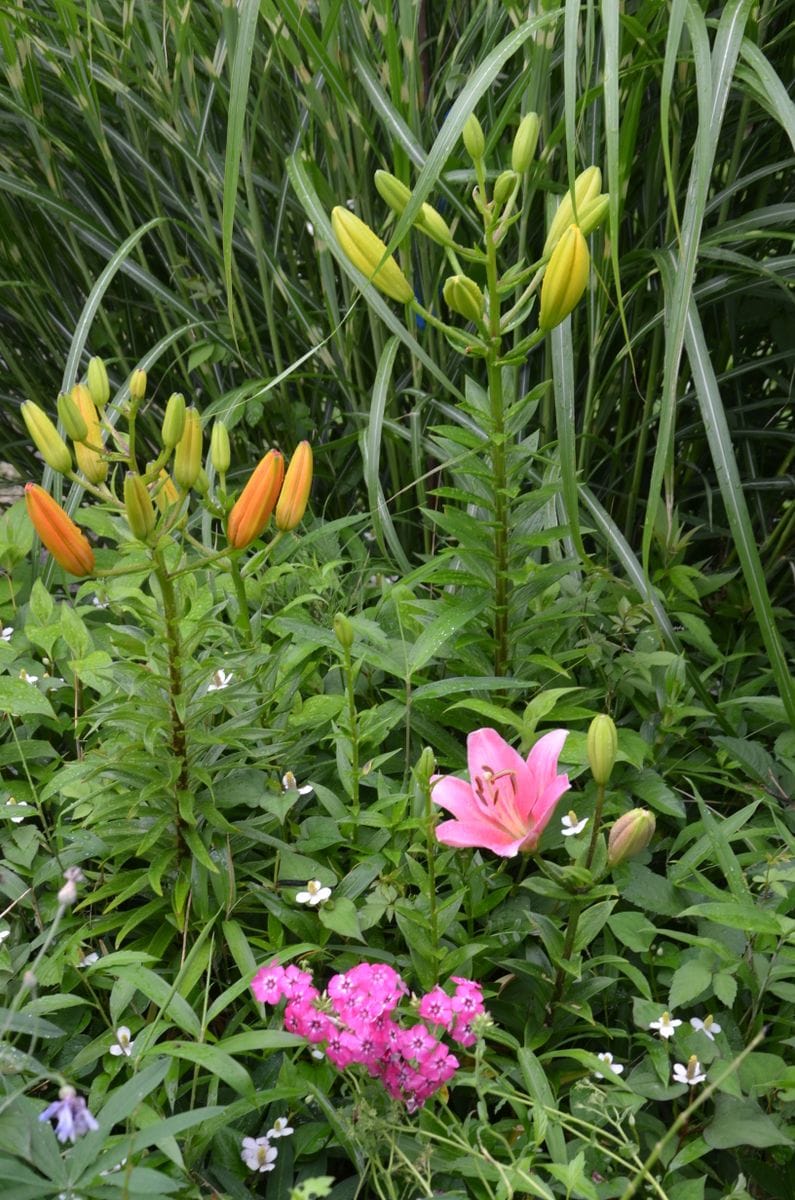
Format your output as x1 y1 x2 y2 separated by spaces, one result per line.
153 547 189 859
227 556 253 645
341 641 360 820
484 208 509 678
423 774 439 980
585 781 606 869
548 900 582 1013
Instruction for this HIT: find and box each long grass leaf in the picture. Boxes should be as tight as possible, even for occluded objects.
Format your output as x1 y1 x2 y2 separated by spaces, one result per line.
363 336 412 572
222 0 259 325
550 317 587 561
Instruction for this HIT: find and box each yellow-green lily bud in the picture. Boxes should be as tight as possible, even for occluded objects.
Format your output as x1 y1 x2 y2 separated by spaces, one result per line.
462 113 485 162
71 384 107 484
544 166 603 256
21 401 72 475
130 369 147 403
333 612 354 650
511 112 540 173
608 809 656 867
173 406 203 490
493 169 520 208
443 275 485 324
374 170 452 245
587 714 618 786
124 472 156 540
578 194 610 240
87 357 110 407
416 204 452 245
161 392 186 450
538 225 589 331
331 207 413 304
210 421 230 476
193 467 210 497
57 391 88 443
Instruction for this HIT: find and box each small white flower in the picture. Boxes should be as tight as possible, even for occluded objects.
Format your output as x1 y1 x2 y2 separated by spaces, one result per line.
5 798 27 823
0 929 10 943
267 1116 294 1138
109 1026 135 1057
19 669 39 685
310 1048 324 1060
306 221 315 236
296 879 332 906
673 1056 706 1086
690 1014 721 1041
91 596 109 609
241 1136 278 1173
207 669 232 692
282 771 313 796
594 1051 624 1079
1 626 13 641
561 810 589 837
77 952 99 968
648 1011 682 1039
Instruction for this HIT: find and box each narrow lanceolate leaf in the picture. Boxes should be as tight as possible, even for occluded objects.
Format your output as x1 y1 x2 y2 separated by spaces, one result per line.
362 336 412 573
222 0 260 327
550 315 587 561
674 259 795 727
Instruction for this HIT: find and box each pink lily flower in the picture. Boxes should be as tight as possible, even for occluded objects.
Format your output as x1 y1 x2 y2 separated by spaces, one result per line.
432 728 570 857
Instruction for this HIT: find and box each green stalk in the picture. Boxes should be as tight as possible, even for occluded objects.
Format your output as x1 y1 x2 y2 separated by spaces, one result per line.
585 781 606 869
153 546 189 858
484 207 509 678
340 639 361 821
228 556 253 645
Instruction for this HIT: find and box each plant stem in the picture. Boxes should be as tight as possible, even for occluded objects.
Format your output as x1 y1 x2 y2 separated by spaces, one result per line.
153 547 189 859
424 773 439 979
341 641 360 821
228 556 253 645
485 210 509 678
548 900 583 1013
585 782 606 869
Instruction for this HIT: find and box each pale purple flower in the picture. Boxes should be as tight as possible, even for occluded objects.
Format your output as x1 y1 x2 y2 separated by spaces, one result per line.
241 1136 278 1172
39 1087 99 1143
1 626 13 641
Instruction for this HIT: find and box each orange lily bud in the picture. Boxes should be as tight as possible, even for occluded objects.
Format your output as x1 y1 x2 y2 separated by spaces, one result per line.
275 441 313 532
25 484 95 577
227 449 284 549
71 384 108 484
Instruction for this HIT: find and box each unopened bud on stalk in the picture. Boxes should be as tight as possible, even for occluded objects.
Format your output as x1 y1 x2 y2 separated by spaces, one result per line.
71 385 107 484
443 275 485 324
130 369 147 403
57 392 88 443
161 392 186 449
153 468 179 513
227 449 284 549
511 112 540 173
194 468 209 497
415 746 436 787
331 207 413 303
462 113 485 162
608 808 655 867
333 612 354 650
275 440 313 531
373 172 452 244
538 225 589 331
87 357 110 407
21 402 72 475
210 421 231 476
587 714 618 786
25 484 95 576
577 194 610 240
543 166 603 256
173 407 203 490
493 169 519 208
124 473 156 541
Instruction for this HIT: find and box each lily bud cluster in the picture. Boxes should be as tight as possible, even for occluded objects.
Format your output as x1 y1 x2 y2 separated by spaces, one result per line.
21 358 314 577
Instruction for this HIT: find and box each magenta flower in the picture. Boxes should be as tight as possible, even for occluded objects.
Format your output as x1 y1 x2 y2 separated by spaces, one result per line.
432 728 570 856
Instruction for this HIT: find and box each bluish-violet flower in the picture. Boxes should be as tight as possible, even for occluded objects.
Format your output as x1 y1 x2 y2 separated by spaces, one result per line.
39 1086 99 1143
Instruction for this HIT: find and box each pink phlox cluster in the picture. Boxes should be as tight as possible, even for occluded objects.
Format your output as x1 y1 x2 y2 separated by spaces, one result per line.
251 961 487 1111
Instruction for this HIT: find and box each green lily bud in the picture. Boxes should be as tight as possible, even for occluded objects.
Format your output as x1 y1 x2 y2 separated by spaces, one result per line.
543 166 603 256
331 207 413 303
538 225 589 331
493 169 520 208
414 746 437 788
193 467 210 497
161 392 186 450
130 369 147 403
587 714 618 786
374 170 451 243
124 472 156 540
21 401 72 475
443 274 485 324
462 113 485 162
511 112 540 173
210 421 230 476
57 391 88 443
578 194 610 240
333 612 354 651
608 809 656 867
173 406 203 490
87 357 110 407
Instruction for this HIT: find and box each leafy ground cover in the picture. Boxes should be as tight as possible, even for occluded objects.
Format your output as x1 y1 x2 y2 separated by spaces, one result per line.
0 2 794 1199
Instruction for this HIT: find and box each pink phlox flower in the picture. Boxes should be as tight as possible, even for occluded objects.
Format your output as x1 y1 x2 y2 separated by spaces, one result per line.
418 986 454 1028
399 1023 439 1062
284 999 330 1044
451 977 484 1017
432 728 570 856
251 962 287 1004
325 1028 362 1070
451 1018 477 1047
282 964 316 1001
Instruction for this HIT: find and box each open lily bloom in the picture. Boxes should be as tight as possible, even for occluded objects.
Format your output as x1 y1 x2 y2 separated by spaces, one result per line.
432 728 570 857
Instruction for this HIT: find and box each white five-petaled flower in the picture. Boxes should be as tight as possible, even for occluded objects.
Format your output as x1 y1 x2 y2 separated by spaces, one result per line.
241 1136 278 1173
266 1116 294 1139
594 1051 624 1078
78 951 99 968
648 1011 682 1039
561 810 589 837
690 1014 721 1041
1 626 13 641
109 1026 135 1057
19 669 39 684
673 1056 706 1086
282 771 313 796
296 879 332 906
207 669 232 692
5 798 27 823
